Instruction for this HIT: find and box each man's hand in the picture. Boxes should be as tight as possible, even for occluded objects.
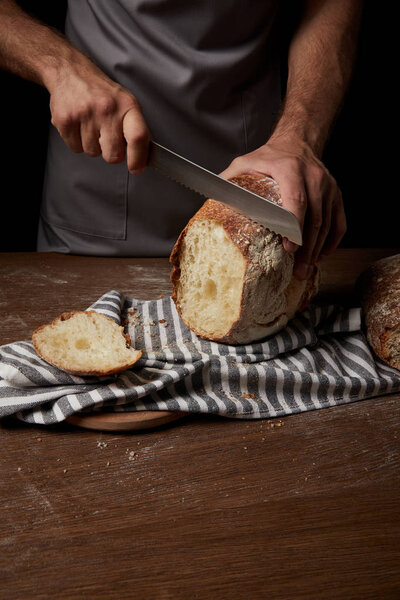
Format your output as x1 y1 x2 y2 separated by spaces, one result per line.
0 0 150 174
48 59 150 174
220 0 361 280
220 134 346 280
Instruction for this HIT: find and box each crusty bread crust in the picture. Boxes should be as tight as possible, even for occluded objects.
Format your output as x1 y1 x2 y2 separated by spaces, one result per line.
170 173 319 344
33 310 142 376
357 254 400 370
170 174 282 267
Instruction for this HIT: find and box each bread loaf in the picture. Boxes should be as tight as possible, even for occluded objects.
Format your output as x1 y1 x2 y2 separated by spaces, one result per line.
170 173 319 344
33 311 142 376
357 253 400 370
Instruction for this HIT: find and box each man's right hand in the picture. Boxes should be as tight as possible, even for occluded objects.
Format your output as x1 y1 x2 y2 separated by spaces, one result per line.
48 59 150 174
0 0 150 174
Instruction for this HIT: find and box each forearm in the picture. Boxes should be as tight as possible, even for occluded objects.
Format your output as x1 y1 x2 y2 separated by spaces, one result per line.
221 1 361 277
0 0 150 172
271 0 363 157
0 0 92 92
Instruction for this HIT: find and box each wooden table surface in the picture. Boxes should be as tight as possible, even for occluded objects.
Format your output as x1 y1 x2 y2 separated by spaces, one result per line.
1 249 399 600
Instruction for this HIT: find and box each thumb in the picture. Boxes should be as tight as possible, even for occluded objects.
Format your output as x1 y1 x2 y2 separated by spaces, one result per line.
218 157 249 180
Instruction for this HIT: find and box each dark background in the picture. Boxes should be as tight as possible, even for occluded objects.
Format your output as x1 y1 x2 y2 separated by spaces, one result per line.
0 2 392 252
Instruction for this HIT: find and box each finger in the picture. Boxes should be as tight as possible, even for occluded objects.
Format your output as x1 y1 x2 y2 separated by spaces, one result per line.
92 95 126 163
99 119 126 164
219 161 244 180
220 158 307 255
51 106 84 153
282 237 298 254
80 119 101 157
219 160 267 181
56 120 83 154
312 177 343 262
320 191 347 256
276 172 307 231
293 182 323 280
123 108 150 174
309 194 332 264
272 168 307 257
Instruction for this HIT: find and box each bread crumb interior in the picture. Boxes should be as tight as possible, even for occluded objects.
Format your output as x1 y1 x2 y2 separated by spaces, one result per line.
34 312 137 372
176 220 246 337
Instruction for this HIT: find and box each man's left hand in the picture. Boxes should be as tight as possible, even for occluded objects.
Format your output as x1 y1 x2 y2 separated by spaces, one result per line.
220 134 346 280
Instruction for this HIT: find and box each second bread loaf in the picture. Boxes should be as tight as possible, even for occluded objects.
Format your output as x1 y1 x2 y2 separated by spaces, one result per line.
357 253 400 370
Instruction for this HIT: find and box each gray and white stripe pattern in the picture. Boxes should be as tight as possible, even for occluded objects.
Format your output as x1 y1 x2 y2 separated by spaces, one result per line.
1 290 399 425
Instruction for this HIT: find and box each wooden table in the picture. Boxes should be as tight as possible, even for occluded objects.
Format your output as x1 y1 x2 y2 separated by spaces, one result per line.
1 249 399 600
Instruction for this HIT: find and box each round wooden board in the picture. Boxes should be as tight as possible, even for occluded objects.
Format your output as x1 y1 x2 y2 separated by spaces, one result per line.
66 410 187 431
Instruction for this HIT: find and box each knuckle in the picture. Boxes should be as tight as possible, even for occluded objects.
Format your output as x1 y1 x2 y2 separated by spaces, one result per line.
64 101 91 122
286 156 302 172
122 91 141 109
309 162 324 180
55 105 93 128
129 126 150 145
296 192 307 209
52 111 73 130
326 172 340 193
127 94 140 109
95 95 117 117
119 90 143 115
76 104 92 121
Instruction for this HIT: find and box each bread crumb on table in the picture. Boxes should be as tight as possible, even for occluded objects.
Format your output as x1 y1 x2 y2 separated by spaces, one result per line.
241 392 256 400
126 450 137 461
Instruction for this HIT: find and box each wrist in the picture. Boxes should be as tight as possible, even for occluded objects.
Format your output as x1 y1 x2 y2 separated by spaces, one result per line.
269 114 327 159
40 44 89 93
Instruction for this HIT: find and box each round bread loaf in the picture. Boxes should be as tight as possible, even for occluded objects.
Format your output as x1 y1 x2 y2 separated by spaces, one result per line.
170 173 319 344
357 253 400 370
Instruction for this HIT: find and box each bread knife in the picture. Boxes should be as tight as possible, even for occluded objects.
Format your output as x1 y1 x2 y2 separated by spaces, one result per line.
148 141 302 245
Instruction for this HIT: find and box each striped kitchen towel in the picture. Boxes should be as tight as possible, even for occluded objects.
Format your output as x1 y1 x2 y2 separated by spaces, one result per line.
1 290 400 425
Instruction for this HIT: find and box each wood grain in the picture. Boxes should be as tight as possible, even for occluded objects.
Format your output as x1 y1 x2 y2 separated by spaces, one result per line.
1 250 400 600
66 410 187 431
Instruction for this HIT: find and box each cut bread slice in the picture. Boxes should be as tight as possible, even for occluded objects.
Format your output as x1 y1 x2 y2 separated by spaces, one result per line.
170 173 319 344
33 311 142 376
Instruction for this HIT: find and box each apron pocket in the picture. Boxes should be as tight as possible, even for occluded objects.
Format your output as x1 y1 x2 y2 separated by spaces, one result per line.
40 127 128 240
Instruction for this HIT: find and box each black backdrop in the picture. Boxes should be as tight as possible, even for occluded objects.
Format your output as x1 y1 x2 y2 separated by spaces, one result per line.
0 2 393 252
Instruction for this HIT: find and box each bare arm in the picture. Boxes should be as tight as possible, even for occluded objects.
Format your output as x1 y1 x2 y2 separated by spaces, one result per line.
221 0 363 279
0 0 150 172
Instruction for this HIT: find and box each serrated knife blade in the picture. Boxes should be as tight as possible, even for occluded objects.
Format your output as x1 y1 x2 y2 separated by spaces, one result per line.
148 141 302 245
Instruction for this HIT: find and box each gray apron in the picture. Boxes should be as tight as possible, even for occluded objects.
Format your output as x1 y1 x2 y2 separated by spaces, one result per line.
38 0 282 256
